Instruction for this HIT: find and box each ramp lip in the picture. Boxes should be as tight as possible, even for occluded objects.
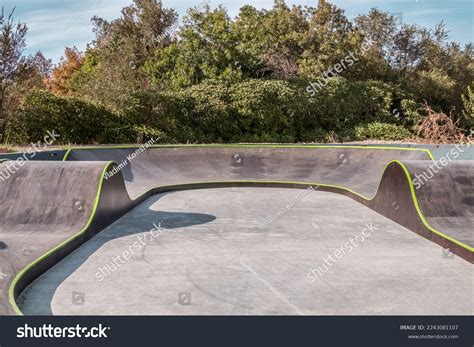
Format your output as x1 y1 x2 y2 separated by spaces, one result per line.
387 160 473 253
62 144 436 161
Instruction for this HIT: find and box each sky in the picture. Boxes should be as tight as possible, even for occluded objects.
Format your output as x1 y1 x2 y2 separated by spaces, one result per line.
2 0 473 63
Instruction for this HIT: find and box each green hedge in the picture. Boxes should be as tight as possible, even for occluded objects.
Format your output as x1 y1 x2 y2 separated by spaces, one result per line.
4 78 419 144
5 91 133 144
122 78 418 143
354 122 412 141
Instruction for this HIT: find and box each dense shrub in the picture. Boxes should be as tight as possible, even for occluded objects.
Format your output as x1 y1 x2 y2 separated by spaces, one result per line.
3 0 471 146
5 90 131 144
168 82 234 142
5 78 420 144
228 80 298 140
354 122 412 141
307 78 420 130
300 128 330 143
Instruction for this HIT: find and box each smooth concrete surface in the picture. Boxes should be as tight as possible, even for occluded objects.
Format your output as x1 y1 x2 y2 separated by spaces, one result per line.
66 147 474 255
19 188 473 315
403 160 474 246
67 146 431 198
0 161 109 314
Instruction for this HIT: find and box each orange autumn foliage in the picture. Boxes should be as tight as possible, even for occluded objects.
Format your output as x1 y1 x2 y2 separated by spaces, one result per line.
46 47 84 95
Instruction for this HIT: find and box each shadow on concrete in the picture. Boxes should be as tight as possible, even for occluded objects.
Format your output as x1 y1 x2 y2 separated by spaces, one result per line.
18 193 216 315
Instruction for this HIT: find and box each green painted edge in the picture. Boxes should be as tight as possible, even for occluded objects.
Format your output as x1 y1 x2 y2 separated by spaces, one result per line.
8 161 115 316
62 148 72 161
132 161 472 253
383 160 472 252
10 149 471 315
62 144 436 161
390 160 473 252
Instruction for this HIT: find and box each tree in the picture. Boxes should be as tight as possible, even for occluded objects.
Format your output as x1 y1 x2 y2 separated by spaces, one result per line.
4 51 51 129
353 9 398 81
0 7 27 122
235 1 309 79
71 0 177 109
46 46 83 95
147 5 243 88
299 0 359 79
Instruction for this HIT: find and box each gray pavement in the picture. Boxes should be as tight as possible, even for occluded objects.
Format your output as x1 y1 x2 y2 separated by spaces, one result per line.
19 188 473 315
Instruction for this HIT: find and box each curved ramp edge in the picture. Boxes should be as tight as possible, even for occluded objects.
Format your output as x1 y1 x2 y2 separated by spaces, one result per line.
402 160 473 247
128 160 472 262
360 160 473 261
5 146 472 315
4 161 133 315
64 145 433 199
60 145 474 263
61 144 436 161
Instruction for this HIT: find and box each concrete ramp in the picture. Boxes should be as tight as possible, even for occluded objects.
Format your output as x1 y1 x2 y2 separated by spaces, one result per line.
0 145 472 315
403 160 473 247
64 146 472 261
65 146 432 198
353 160 473 262
0 161 132 314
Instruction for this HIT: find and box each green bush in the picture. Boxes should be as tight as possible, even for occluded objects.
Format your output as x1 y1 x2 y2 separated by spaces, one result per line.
354 122 412 141
132 125 167 143
157 78 416 143
229 79 299 138
168 82 233 142
4 79 419 145
120 91 177 143
300 128 330 143
5 90 131 144
306 78 414 130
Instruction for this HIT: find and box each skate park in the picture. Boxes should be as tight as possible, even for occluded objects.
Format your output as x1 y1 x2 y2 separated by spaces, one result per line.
0 144 472 315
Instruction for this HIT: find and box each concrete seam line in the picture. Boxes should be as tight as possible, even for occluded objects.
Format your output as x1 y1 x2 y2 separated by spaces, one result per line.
8 161 116 315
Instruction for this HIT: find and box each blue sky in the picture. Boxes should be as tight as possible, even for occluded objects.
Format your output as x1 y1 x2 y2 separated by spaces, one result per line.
3 0 473 63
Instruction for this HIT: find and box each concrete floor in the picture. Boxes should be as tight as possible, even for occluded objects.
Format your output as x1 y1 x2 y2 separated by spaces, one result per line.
19 188 473 315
